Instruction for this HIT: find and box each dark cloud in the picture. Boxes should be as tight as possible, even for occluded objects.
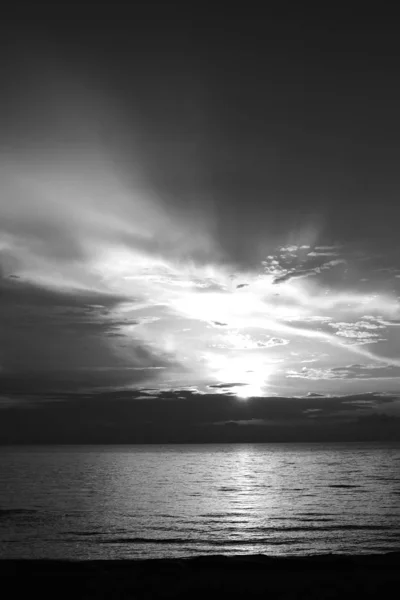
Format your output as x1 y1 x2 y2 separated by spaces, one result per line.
0 213 85 263
0 277 169 376
0 276 128 309
0 390 398 444
0 368 162 396
208 383 247 389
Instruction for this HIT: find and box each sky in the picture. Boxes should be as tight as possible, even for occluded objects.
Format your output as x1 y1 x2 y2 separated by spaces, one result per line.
1 6 400 442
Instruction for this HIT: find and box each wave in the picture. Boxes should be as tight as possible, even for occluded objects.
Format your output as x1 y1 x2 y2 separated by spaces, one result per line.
327 484 362 488
64 531 104 536
251 525 397 532
199 512 249 518
98 538 302 546
0 509 38 518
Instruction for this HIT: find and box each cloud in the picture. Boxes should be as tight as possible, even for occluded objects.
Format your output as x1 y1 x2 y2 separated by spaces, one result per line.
328 321 387 345
363 315 400 327
211 332 289 350
272 259 346 284
260 337 290 348
213 418 272 426
1 389 398 443
287 363 400 381
208 382 247 389
307 251 339 257
1 56 400 402
315 245 342 251
0 396 35 409
0 276 172 380
262 244 348 285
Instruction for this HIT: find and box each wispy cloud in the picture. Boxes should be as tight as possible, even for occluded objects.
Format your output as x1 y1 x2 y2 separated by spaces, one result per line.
287 363 400 381
327 320 387 345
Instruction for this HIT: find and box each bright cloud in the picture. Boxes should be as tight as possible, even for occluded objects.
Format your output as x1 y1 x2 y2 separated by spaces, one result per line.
1 67 400 400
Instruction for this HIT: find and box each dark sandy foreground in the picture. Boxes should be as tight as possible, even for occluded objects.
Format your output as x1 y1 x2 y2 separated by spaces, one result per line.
1 553 400 599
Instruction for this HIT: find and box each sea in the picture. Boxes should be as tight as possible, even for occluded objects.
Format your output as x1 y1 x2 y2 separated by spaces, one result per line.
1 443 400 559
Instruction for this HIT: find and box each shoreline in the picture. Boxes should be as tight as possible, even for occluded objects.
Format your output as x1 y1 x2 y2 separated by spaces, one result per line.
1 552 400 598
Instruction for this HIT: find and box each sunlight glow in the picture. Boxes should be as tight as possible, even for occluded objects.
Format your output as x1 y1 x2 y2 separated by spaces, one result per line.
208 354 273 399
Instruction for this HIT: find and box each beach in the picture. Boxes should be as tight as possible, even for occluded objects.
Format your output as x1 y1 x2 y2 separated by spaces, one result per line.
1 552 399 599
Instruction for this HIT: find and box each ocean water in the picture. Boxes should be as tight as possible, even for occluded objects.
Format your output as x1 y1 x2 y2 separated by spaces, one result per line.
0 443 399 559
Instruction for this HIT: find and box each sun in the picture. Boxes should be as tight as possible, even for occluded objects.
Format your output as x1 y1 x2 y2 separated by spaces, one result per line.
208 353 272 399
235 381 265 399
